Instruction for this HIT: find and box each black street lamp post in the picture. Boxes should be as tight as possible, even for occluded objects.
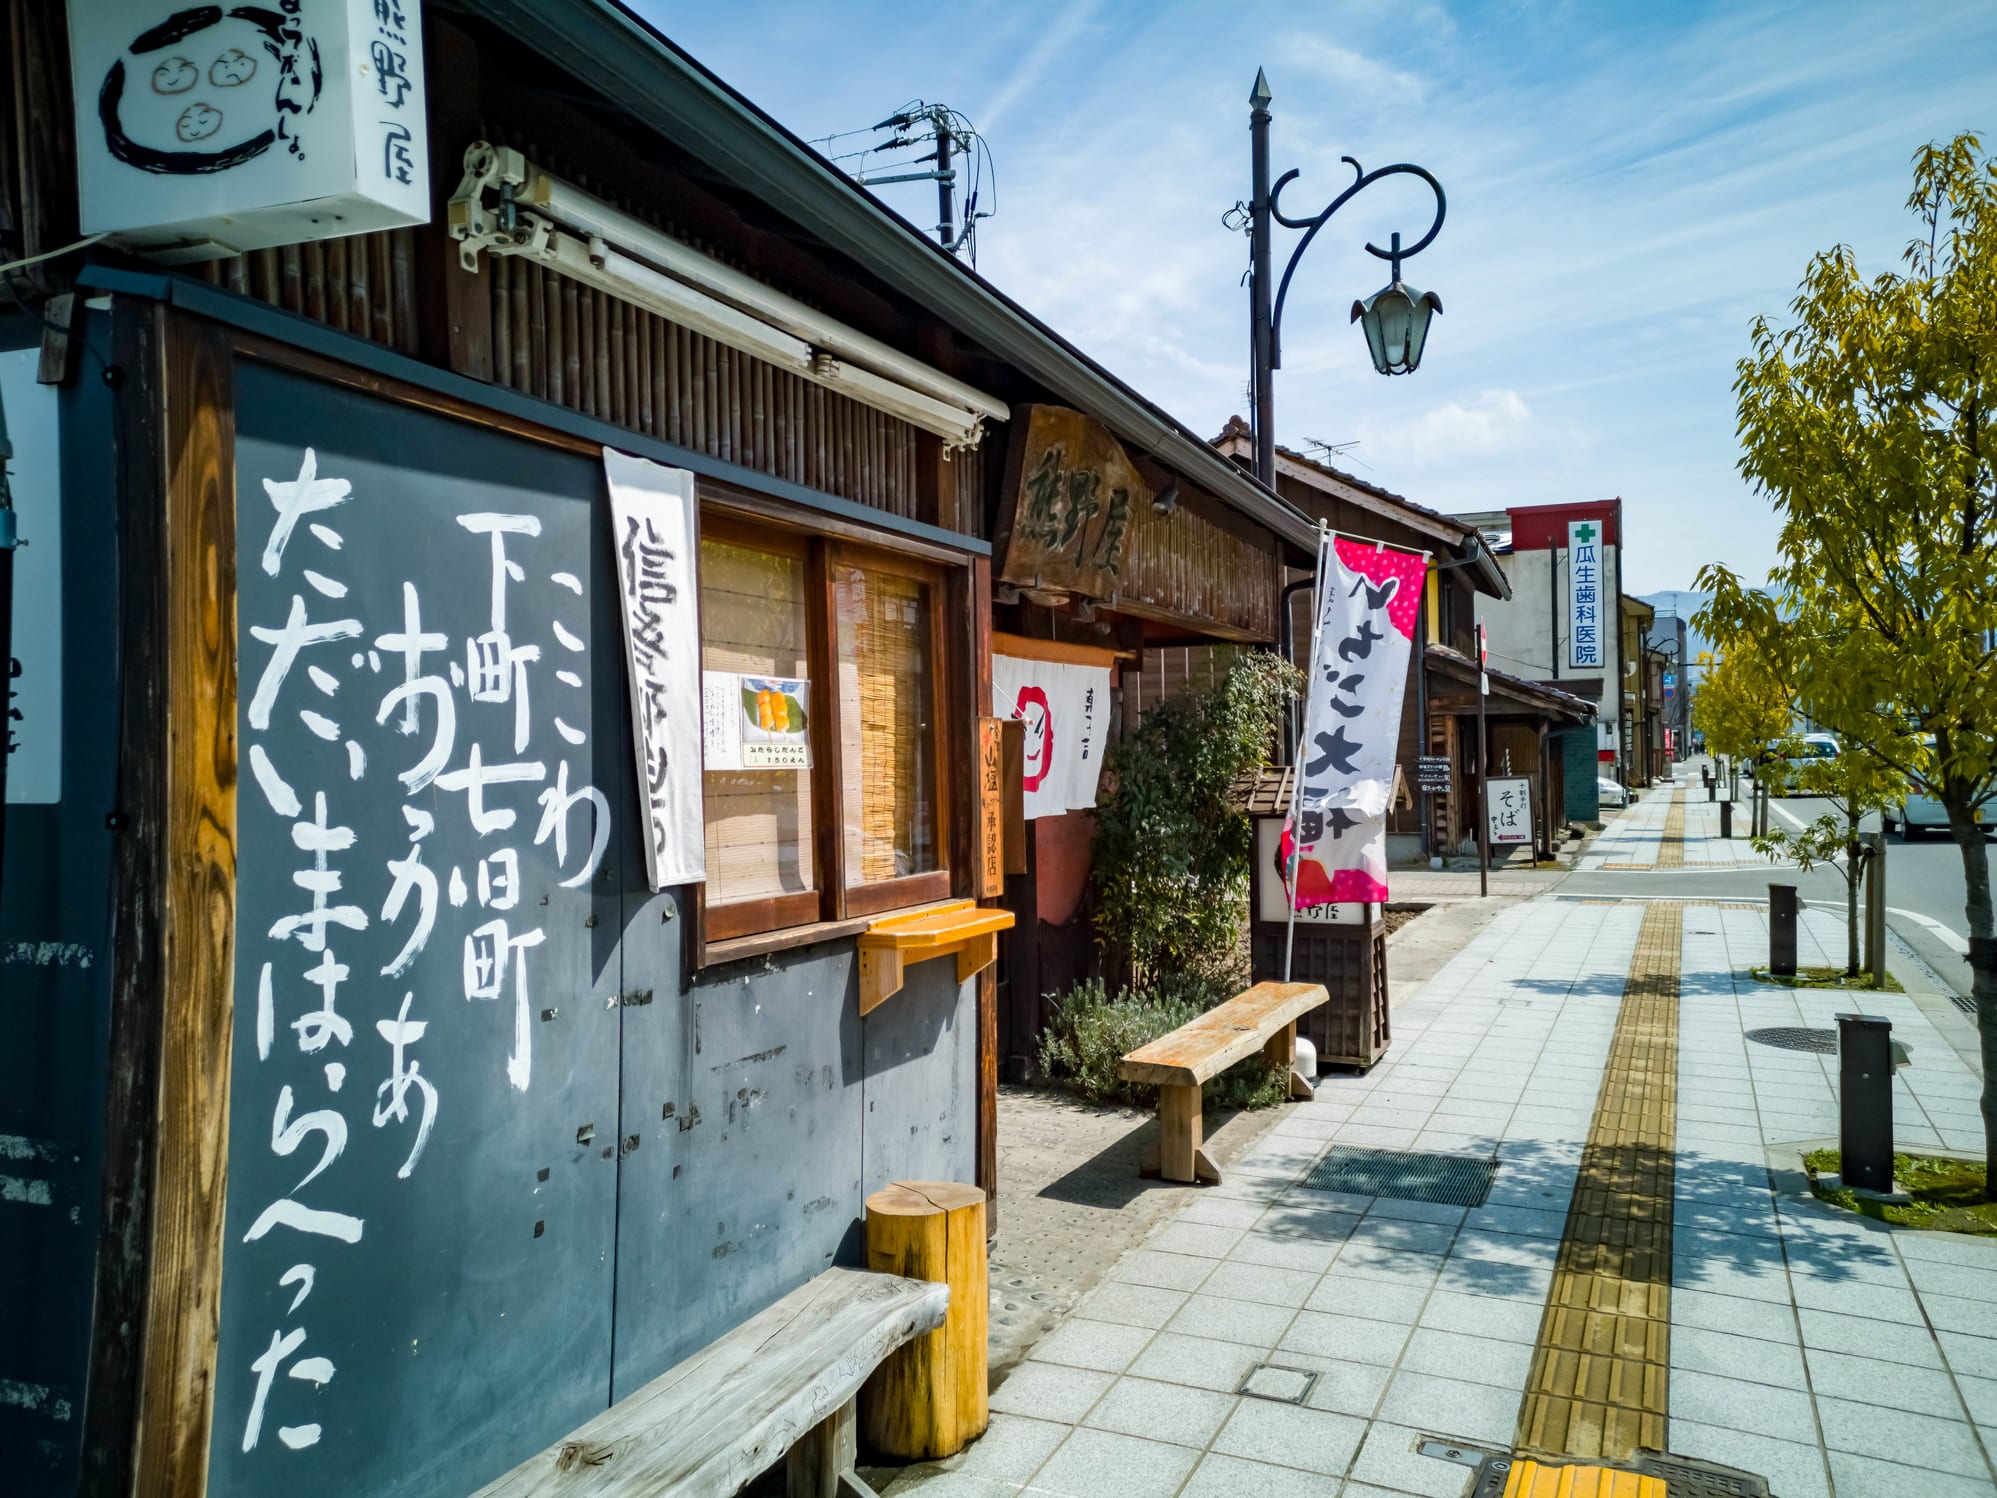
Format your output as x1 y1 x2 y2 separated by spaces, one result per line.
1246 68 1448 488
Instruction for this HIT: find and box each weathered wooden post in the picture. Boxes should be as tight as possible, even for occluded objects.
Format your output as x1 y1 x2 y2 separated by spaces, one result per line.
860 1182 988 1459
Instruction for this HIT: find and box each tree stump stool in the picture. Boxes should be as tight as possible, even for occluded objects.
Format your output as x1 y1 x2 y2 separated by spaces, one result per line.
859 1182 988 1460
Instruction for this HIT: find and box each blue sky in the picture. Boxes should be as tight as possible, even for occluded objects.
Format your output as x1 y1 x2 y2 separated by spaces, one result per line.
644 1 1997 594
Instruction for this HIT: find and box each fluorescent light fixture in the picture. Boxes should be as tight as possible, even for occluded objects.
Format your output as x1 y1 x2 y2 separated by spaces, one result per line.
449 142 1008 449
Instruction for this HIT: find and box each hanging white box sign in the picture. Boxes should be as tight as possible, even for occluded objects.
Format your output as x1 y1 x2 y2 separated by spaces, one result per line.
67 0 430 261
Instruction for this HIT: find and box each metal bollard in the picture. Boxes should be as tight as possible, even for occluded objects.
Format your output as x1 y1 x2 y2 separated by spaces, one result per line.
1720 799 1733 839
1708 780 1716 801
1836 1014 1896 1193
1769 884 1798 976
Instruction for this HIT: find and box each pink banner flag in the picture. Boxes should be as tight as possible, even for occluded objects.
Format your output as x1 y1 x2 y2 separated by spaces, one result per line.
1282 535 1425 908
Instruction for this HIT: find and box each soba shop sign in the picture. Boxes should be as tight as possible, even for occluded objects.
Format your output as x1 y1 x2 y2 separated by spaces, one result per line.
994 405 1153 600
67 0 431 259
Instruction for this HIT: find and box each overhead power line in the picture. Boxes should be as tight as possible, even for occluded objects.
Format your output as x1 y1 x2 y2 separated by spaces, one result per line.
810 101 997 267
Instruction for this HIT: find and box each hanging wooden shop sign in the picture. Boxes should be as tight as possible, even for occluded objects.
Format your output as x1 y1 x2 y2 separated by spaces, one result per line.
993 404 1152 598
978 717 1005 898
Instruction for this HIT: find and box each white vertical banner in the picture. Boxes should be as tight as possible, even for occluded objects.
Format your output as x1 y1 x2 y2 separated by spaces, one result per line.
602 449 704 889
3 349 58 803
992 652 1111 819
1569 518 1605 669
1285 535 1425 907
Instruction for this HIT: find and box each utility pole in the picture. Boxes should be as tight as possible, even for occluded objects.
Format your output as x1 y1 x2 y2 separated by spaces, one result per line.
932 105 956 250
1248 69 1275 486
1477 623 1491 897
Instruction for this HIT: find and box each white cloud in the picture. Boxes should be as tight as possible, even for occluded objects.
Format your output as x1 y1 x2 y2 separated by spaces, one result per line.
1277 35 1428 106
1353 388 1585 467
978 0 1101 133
636 0 1997 594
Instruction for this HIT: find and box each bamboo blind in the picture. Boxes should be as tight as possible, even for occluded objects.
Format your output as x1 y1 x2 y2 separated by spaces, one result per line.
195 210 985 533
488 250 928 523
198 228 422 355
1123 643 1245 728
701 538 815 903
838 568 935 884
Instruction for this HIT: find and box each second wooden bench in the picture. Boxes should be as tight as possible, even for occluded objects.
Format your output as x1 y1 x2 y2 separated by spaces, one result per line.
1119 980 1329 1185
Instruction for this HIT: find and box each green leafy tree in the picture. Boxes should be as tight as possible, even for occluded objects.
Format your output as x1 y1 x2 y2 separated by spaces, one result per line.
1091 650 1299 989
1688 643 1792 769
1751 744 1905 977
1699 133 1997 1178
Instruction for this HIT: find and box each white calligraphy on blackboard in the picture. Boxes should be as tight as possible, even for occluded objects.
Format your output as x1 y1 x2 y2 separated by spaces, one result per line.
236 444 610 1455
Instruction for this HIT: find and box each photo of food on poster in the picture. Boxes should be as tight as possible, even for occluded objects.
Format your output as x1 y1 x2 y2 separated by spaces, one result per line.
702 670 811 770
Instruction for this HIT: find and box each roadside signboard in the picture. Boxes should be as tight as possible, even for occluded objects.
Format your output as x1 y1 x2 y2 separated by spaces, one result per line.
1487 776 1534 847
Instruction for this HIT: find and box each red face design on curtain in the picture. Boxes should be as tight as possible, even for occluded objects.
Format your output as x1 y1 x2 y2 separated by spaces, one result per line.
1016 687 1053 790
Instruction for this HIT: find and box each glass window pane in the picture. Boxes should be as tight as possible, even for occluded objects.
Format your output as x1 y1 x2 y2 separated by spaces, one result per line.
835 563 940 885
701 536 815 904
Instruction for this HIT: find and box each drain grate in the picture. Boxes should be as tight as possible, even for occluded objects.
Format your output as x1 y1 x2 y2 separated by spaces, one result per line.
1633 1452 1771 1496
1472 1453 1769 1498
1300 1146 1497 1206
1745 1026 1839 1054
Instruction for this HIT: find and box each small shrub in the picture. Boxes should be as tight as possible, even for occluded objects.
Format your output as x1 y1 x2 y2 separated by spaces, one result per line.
1037 977 1287 1110
1091 651 1299 990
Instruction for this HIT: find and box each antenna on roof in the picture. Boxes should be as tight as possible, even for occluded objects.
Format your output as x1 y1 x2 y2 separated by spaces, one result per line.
1302 437 1371 471
810 103 998 266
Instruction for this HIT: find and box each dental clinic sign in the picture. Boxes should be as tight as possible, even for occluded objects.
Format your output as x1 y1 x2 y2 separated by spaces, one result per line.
1569 519 1605 669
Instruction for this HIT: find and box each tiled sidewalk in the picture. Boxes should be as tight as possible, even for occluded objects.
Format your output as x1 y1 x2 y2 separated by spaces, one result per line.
1578 775 1777 872
1668 902 1995 1498
886 900 1646 1497
882 894 1996 1498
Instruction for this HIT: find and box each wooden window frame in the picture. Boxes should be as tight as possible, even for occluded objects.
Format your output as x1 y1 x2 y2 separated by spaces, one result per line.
696 496 964 951
828 540 954 920
697 516 824 943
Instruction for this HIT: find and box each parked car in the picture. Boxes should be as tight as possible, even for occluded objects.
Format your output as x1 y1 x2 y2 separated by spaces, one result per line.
1776 733 1841 792
1597 776 1629 810
1884 736 1995 838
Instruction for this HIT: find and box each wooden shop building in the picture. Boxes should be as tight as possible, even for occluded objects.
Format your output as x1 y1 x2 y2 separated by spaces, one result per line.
0 3 1314 1495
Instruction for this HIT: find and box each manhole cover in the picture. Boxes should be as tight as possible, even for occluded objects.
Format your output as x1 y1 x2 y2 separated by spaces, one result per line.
1745 1026 1839 1054
1237 1363 1316 1404
1300 1146 1498 1206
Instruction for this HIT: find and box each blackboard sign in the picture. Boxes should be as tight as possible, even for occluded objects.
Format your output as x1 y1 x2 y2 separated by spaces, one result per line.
1415 754 1452 793
214 364 631 1497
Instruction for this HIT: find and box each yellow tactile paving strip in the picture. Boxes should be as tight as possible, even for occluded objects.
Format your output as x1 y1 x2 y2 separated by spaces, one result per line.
1514 903 1682 1463
1653 791 1687 869
1502 1458 1668 1498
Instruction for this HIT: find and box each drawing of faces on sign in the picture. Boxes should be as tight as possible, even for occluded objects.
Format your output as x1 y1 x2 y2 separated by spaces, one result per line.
99 4 324 175
1015 686 1053 792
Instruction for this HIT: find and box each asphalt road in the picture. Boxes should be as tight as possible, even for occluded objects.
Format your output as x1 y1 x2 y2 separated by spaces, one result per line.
1563 781 1992 1000
1768 791 1993 997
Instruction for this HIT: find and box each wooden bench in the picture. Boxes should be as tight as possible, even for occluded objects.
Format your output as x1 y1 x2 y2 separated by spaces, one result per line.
1119 980 1329 1185
473 1267 948 1498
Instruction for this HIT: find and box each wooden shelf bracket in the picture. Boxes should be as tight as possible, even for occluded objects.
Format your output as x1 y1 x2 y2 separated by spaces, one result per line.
857 901 1015 1016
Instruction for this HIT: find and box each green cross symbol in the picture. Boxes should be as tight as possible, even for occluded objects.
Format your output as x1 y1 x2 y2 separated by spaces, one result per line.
1575 523 1597 543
